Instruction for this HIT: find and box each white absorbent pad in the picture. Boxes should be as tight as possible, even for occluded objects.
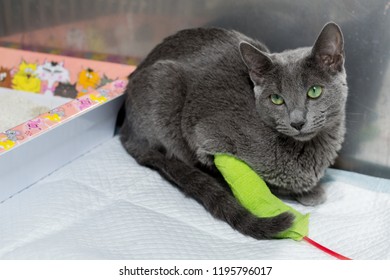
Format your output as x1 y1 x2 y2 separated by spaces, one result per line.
0 137 389 259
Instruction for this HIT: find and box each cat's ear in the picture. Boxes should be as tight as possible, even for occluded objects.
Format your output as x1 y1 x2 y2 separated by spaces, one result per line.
239 42 273 80
311 22 344 73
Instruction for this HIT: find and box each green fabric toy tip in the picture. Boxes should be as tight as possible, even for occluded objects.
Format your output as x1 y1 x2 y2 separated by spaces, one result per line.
214 153 309 241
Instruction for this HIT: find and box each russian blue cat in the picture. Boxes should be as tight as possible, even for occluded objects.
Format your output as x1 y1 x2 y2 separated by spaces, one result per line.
120 23 347 239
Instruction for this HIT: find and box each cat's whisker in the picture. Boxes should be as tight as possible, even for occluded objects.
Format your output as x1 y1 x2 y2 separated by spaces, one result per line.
312 120 325 126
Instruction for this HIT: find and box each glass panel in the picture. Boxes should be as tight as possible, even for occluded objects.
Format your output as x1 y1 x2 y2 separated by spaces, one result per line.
0 0 389 178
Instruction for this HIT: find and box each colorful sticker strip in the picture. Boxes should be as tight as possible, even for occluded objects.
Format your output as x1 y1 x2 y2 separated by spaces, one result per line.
0 79 128 154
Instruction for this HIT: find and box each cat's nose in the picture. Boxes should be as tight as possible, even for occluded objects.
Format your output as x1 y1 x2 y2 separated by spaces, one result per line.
290 120 306 131
290 109 307 131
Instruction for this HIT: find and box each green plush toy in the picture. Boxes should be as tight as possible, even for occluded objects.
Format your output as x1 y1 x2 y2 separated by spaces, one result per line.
214 153 309 241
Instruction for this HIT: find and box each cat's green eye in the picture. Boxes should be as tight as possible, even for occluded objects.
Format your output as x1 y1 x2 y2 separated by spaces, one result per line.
270 94 284 105
307 85 323 99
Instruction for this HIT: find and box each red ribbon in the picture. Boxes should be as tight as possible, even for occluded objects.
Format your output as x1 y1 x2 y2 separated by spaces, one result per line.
303 236 352 260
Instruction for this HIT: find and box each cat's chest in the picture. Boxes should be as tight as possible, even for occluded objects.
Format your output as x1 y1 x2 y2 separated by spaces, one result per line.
260 135 340 193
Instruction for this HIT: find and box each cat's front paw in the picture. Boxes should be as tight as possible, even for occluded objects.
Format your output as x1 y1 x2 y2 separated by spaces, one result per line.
294 186 326 206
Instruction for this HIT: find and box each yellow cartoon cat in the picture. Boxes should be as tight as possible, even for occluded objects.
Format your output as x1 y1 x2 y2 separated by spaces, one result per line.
12 61 41 93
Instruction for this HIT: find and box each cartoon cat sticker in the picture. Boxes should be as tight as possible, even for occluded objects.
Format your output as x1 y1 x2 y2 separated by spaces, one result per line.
0 66 12 88
0 139 15 150
4 130 24 142
12 61 41 93
36 60 70 96
97 74 114 88
77 68 100 97
54 82 77 99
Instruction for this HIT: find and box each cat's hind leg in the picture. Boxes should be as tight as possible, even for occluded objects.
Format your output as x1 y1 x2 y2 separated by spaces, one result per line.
123 60 197 166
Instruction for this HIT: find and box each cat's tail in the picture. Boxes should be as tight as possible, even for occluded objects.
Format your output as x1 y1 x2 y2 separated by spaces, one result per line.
121 133 293 239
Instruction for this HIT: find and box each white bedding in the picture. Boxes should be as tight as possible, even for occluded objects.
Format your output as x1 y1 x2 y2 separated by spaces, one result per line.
0 137 389 259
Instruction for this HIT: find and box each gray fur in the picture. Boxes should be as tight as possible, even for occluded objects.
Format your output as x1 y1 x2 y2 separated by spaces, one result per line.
120 23 347 239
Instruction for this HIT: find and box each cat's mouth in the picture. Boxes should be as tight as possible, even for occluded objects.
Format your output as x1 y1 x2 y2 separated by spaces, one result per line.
292 131 318 141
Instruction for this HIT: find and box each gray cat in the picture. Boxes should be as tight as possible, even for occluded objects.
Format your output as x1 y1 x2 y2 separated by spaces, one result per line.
120 22 347 239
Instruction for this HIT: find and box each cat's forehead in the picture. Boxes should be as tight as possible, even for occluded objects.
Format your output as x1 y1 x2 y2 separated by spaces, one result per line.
267 47 319 89
270 47 311 66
